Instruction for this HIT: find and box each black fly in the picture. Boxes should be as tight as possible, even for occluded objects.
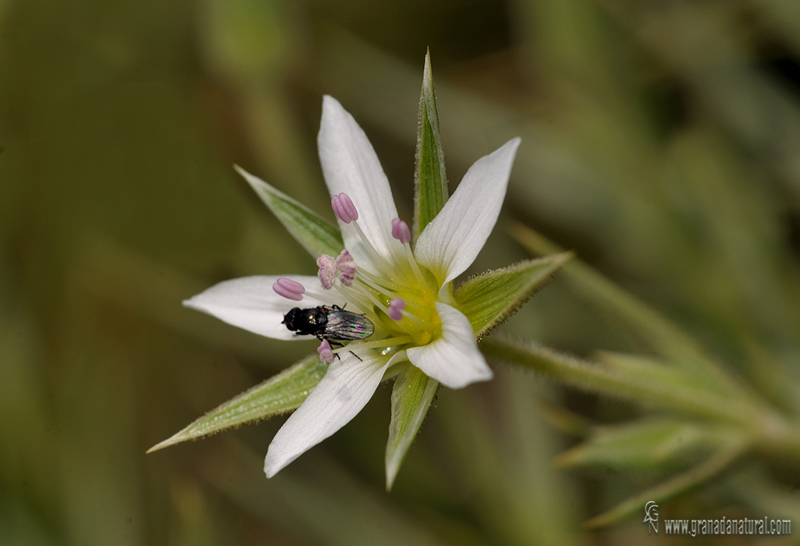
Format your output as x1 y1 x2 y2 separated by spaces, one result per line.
282 305 374 360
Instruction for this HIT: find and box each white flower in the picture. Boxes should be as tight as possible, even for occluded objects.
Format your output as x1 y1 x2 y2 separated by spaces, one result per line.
184 96 520 478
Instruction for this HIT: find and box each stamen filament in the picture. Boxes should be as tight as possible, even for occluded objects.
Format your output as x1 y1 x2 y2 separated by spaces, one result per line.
333 284 368 314
400 309 427 328
356 273 400 299
352 221 395 273
403 244 428 289
348 281 398 320
301 287 337 302
357 264 417 294
345 272 432 322
355 274 431 313
333 335 413 352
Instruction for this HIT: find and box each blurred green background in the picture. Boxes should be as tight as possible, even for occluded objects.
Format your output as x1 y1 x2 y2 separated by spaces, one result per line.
3 0 800 544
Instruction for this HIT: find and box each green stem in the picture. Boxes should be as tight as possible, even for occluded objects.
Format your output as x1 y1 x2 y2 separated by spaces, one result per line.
509 224 761 403
484 336 800 469
481 337 756 427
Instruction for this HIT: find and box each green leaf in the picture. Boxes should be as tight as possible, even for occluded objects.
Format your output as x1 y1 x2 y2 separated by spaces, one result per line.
236 165 344 258
412 50 448 241
583 439 748 529
538 399 594 439
385 365 439 490
596 352 735 399
556 420 722 470
148 355 327 452
454 253 573 339
729 467 800 523
509 223 751 398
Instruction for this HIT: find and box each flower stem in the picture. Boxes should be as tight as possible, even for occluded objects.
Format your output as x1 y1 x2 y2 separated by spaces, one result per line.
481 337 756 426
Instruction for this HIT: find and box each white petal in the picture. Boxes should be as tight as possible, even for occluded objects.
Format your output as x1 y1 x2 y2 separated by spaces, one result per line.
406 303 493 389
264 351 390 477
415 138 520 296
183 275 340 340
317 96 404 269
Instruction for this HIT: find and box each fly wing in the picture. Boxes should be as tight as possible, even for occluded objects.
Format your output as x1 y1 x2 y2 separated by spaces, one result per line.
325 311 375 340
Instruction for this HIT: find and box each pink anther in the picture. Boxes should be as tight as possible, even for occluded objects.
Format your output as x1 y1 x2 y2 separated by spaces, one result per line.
331 193 359 224
336 249 355 270
391 218 411 244
387 298 406 321
316 254 337 290
273 278 305 301
317 339 335 363
336 250 356 286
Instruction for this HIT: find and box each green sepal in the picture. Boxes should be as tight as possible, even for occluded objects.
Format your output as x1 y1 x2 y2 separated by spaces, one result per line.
454 253 573 339
236 165 344 259
148 355 327 452
412 50 448 241
556 419 721 470
584 439 748 529
385 365 439 490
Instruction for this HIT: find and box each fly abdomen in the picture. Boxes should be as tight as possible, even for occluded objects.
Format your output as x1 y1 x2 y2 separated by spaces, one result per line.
324 310 375 340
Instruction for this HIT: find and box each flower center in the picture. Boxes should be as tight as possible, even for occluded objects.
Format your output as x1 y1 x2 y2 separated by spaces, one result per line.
324 243 441 351
273 193 443 363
